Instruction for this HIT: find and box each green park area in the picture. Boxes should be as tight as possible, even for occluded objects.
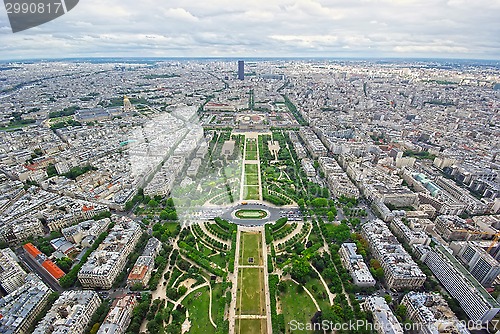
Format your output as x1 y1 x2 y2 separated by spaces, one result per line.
245 139 258 160
243 186 260 200
245 173 259 185
235 209 268 220
181 286 215 334
279 280 318 334
236 318 267 334
239 232 263 266
244 163 258 174
244 164 259 185
237 267 266 315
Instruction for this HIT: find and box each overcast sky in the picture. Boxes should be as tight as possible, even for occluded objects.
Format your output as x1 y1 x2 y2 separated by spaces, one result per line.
0 0 499 60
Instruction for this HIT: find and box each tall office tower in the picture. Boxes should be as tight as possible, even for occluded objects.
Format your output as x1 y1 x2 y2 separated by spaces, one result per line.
238 60 244 80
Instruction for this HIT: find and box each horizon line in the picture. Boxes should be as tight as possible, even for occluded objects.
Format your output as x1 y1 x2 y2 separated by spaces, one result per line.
1 55 499 64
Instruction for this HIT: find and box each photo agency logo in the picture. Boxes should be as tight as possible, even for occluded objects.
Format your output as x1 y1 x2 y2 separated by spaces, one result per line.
4 0 78 32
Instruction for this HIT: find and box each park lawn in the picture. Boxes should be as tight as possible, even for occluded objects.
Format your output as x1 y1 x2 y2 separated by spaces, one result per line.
305 278 331 311
246 150 258 161
236 318 267 334
244 164 259 174
164 222 179 233
208 253 227 269
243 186 260 200
211 282 226 325
237 267 265 315
245 172 259 185
235 209 267 219
181 286 216 334
198 242 216 257
279 280 318 334
239 232 262 265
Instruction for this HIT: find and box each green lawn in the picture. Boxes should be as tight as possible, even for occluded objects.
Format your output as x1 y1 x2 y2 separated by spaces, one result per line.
245 140 258 161
246 150 258 160
239 232 262 265
208 253 227 269
235 209 268 219
305 278 331 311
244 164 258 174
243 186 260 200
237 267 265 315
164 222 180 234
198 242 215 257
244 173 259 185
182 286 216 334
279 280 318 334
236 318 267 334
211 282 226 326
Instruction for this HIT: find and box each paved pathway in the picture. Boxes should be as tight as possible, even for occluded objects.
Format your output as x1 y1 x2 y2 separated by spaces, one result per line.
228 227 242 334
291 278 321 311
261 226 273 334
311 264 335 305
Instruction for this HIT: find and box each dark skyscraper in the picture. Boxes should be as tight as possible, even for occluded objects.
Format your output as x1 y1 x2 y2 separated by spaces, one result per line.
238 60 244 80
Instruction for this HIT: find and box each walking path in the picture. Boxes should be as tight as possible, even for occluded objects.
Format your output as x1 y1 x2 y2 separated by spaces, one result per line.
291 278 321 311
228 227 242 334
311 264 335 305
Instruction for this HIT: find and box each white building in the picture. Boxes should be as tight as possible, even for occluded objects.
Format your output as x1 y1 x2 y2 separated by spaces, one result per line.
0 248 27 294
33 290 101 334
97 295 136 334
78 218 141 289
339 243 376 287
418 245 500 323
362 220 426 290
364 297 403 334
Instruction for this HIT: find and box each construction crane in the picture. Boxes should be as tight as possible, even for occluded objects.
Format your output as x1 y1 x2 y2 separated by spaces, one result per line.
456 229 500 253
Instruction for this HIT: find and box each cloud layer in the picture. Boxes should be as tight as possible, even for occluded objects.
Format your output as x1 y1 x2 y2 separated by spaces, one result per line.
0 0 499 60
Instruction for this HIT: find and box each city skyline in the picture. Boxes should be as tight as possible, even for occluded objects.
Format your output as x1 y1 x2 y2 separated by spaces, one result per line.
1 0 499 61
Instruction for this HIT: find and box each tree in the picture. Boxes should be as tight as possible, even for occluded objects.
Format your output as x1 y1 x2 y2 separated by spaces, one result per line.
89 322 101 334
148 199 159 208
384 295 392 304
396 304 407 319
159 211 168 220
290 257 311 283
311 198 328 208
327 211 335 222
56 257 72 273
178 286 188 296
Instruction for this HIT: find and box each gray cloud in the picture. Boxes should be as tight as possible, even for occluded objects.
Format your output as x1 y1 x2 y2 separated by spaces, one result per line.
0 0 498 60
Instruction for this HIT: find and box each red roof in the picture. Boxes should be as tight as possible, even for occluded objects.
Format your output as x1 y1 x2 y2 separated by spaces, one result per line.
128 265 148 281
82 205 94 212
23 243 41 257
41 260 65 279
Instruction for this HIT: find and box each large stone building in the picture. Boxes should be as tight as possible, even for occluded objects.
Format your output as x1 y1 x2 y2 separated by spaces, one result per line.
0 248 27 294
401 292 471 334
364 297 403 334
362 219 426 290
97 295 136 334
33 290 101 334
0 274 51 334
339 243 376 287
78 218 141 289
